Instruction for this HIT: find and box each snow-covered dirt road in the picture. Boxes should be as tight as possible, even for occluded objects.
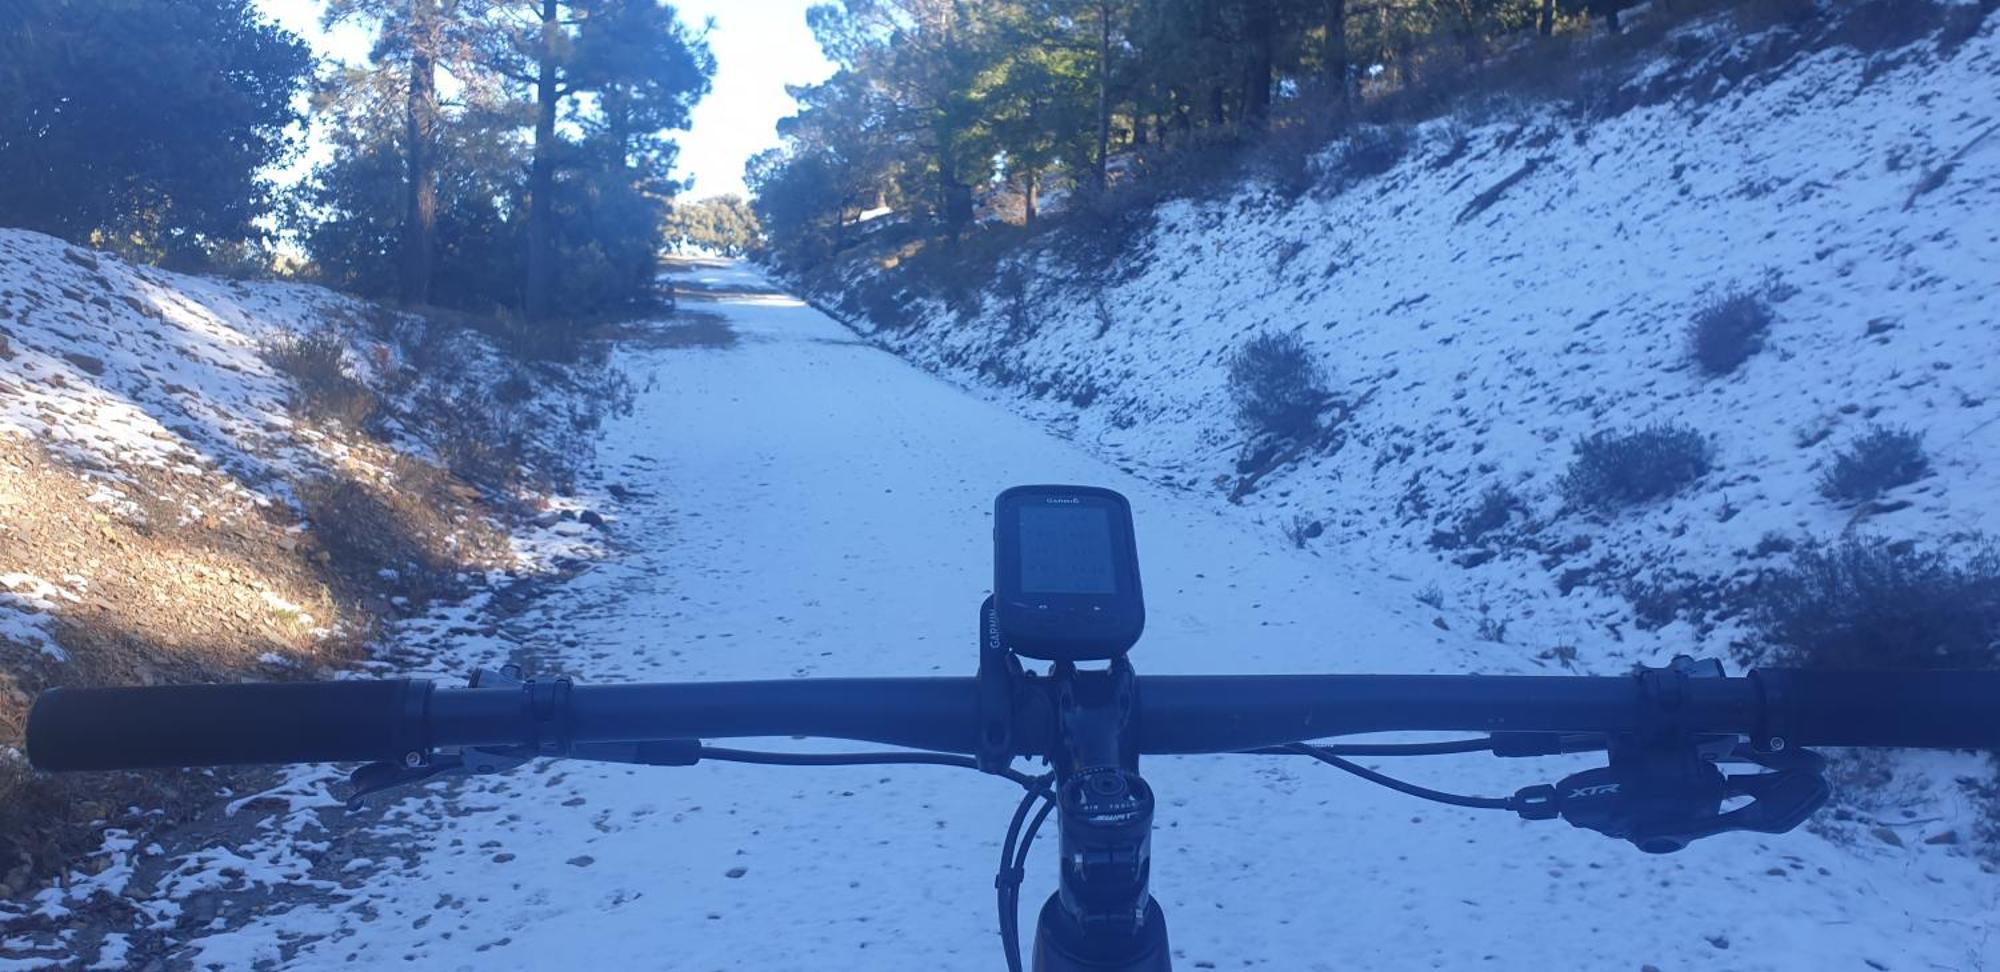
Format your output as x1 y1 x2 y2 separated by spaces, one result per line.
31 263 2000 970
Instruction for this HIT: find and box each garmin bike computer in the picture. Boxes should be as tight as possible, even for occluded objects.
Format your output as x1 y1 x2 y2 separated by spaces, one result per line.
993 485 1144 661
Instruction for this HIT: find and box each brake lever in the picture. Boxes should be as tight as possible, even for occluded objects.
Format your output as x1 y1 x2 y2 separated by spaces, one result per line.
1711 746 1830 836
346 754 460 809
346 664 562 809
1512 743 1828 853
345 744 537 810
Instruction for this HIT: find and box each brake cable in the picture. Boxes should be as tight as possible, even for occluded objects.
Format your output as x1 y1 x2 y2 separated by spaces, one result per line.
996 774 1056 972
697 746 1061 969
1247 737 1498 757
695 745 1044 787
1281 742 1524 811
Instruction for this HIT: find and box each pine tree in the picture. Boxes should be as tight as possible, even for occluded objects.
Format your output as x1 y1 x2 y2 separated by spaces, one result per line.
0 0 311 258
324 0 492 304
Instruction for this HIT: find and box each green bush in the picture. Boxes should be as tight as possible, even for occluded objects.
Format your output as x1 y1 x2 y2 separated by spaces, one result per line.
1749 537 2000 669
1560 423 1713 510
1340 125 1413 181
1227 331 1330 440
1458 483 1523 541
1688 292 1773 376
1818 426 1930 503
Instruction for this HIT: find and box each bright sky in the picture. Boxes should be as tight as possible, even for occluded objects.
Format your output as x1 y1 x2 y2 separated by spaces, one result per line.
252 0 833 199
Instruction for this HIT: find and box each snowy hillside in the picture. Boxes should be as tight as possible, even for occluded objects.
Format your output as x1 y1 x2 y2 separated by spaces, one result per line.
5 259 1996 972
0 222 627 670
804 12 2000 676
0 228 616 913
0 228 610 498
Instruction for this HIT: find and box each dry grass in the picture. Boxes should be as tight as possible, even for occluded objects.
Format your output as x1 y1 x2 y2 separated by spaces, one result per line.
297 437 514 601
260 328 378 431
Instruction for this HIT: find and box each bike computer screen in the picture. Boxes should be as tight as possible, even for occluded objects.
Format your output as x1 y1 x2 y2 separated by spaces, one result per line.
992 485 1144 660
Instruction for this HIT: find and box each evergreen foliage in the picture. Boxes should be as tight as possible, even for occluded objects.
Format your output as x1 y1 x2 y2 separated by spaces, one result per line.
0 0 312 262
663 195 762 256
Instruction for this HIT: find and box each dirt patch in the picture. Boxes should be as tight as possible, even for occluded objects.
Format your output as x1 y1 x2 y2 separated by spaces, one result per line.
604 311 739 350
0 425 515 901
297 437 515 603
0 432 349 897
659 255 734 273
672 287 782 303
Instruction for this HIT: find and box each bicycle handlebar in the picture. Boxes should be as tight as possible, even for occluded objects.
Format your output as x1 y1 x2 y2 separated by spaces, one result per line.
24 668 2000 773
26 680 433 771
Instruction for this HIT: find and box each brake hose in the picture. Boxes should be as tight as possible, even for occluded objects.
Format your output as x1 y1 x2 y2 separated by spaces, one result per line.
997 775 1056 972
1247 737 1497 757
696 746 1043 788
1283 742 1520 811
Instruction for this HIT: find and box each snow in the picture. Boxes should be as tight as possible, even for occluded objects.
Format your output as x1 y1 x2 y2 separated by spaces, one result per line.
0 227 610 659
837 18 2000 676
8 251 1991 969
4 17 1997 971
0 572 79 660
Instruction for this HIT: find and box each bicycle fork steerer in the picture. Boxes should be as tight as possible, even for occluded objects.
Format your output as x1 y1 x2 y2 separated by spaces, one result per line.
978 598 1169 972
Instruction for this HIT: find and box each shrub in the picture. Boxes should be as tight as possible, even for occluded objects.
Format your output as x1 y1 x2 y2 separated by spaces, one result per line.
856 277 919 331
298 454 512 598
1832 0 1946 55
1972 761 2000 866
998 270 1035 342
1818 426 1930 503
1748 537 2000 669
1429 121 1472 170
1688 291 1773 376
475 310 592 363
1283 515 1325 548
1732 0 1820 31
408 378 529 491
261 327 377 429
1227 331 1330 440
1459 484 1523 541
1560 423 1713 510
1339 125 1413 182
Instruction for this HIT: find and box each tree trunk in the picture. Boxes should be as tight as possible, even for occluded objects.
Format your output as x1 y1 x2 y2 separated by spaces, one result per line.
1093 0 1111 187
1538 0 1556 35
1592 0 1623 33
1243 0 1275 129
524 0 559 321
1322 0 1349 108
935 138 971 239
399 0 438 306
1023 169 1038 227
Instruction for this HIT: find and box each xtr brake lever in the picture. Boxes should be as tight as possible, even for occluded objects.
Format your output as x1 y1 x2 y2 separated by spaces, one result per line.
1511 744 1828 853
346 745 537 810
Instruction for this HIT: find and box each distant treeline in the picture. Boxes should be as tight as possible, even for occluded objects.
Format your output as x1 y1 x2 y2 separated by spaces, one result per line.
0 0 713 325
663 194 759 256
749 0 1657 258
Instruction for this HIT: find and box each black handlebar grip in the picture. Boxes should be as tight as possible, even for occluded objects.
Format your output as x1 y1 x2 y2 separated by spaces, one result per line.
1758 668 2000 749
26 680 433 771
